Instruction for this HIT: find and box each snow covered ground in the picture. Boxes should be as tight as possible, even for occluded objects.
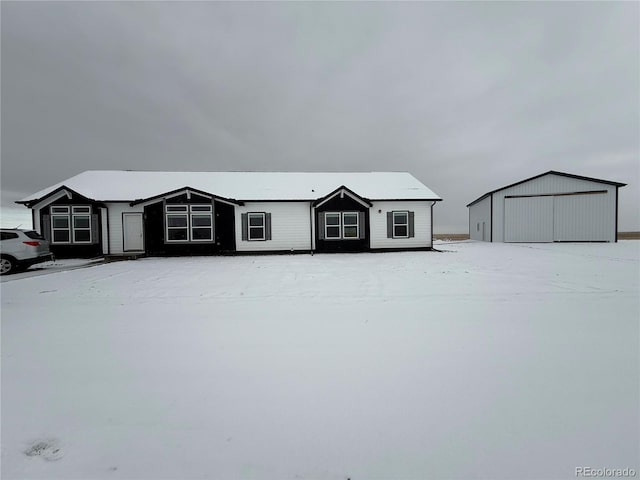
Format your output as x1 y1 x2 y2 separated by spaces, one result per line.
0 258 106 283
2 242 638 479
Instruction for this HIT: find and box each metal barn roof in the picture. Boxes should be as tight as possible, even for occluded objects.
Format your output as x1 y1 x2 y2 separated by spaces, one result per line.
466 171 626 207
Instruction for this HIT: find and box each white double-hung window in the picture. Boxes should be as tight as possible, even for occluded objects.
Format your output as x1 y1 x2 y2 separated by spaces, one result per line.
248 213 266 240
392 211 409 238
165 205 213 242
50 206 92 244
324 212 359 240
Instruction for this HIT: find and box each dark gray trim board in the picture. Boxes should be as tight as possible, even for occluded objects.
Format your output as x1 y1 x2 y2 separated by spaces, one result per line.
504 190 607 199
130 186 243 206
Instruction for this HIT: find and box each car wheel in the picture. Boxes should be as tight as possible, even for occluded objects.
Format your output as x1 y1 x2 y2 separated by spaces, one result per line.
0 256 16 275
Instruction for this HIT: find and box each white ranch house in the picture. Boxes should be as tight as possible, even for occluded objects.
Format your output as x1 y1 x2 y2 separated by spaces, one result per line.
17 171 442 257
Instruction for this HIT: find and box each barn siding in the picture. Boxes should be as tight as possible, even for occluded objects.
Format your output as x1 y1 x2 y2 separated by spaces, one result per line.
469 195 491 241
492 174 617 243
369 201 432 249
504 196 554 242
553 193 611 241
235 202 311 252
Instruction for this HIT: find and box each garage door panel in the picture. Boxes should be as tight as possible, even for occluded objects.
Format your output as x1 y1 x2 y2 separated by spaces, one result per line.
553 193 609 241
504 196 553 242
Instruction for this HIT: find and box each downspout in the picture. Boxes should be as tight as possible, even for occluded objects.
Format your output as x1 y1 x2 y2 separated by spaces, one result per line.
309 202 314 254
615 186 619 243
431 201 436 248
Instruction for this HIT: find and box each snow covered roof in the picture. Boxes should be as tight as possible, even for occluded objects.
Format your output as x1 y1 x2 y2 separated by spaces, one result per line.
18 170 441 204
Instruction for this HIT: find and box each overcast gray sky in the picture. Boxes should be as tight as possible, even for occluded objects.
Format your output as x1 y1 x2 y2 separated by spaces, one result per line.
1 1 638 232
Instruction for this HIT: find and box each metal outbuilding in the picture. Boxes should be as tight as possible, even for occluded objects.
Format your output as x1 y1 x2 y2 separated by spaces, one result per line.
467 171 626 243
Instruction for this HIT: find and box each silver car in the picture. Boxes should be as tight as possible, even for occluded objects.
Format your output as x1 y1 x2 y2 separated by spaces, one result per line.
0 229 54 275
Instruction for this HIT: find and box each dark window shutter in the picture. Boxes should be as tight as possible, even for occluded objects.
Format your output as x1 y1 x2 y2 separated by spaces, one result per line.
241 213 248 241
211 201 216 241
318 212 325 240
386 212 393 238
358 211 366 239
265 213 272 240
42 214 52 242
91 214 99 244
408 211 415 238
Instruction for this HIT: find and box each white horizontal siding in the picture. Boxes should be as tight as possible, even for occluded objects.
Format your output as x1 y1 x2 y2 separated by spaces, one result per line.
105 202 144 255
235 202 311 252
493 174 617 242
469 196 491 241
369 201 432 249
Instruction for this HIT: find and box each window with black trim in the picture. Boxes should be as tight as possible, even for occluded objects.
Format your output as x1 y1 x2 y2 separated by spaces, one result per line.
324 212 359 240
165 205 213 243
393 211 409 238
50 206 92 244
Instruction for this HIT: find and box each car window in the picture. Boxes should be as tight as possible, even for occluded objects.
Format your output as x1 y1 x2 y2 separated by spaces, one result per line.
1 232 19 240
24 231 45 240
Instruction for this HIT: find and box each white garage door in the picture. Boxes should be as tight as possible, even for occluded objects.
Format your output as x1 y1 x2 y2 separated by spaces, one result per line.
504 192 610 242
504 196 553 242
553 192 609 241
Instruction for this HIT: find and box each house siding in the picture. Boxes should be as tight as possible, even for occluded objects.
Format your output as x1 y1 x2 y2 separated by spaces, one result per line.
39 197 102 258
314 195 369 253
369 201 432 249
235 202 311 252
105 203 144 255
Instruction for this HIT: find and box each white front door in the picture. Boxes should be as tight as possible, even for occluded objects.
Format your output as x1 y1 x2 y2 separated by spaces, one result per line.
123 213 144 251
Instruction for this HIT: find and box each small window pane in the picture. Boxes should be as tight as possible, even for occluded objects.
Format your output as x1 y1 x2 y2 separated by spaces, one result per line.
74 230 91 242
249 214 264 227
167 215 188 227
395 225 408 237
191 215 212 227
326 226 340 238
53 230 70 242
343 226 358 238
72 206 91 214
249 226 264 240
166 205 188 212
394 212 408 224
192 228 213 240
326 214 340 226
190 205 211 212
167 229 188 241
343 214 358 226
74 216 90 228
52 216 69 228
51 206 69 214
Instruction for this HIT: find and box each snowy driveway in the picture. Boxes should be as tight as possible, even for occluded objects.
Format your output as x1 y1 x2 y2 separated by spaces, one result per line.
2 242 638 479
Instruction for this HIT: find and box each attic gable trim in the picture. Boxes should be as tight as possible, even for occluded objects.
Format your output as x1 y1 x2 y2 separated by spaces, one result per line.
129 186 243 207
16 186 96 209
313 186 373 208
466 170 627 207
